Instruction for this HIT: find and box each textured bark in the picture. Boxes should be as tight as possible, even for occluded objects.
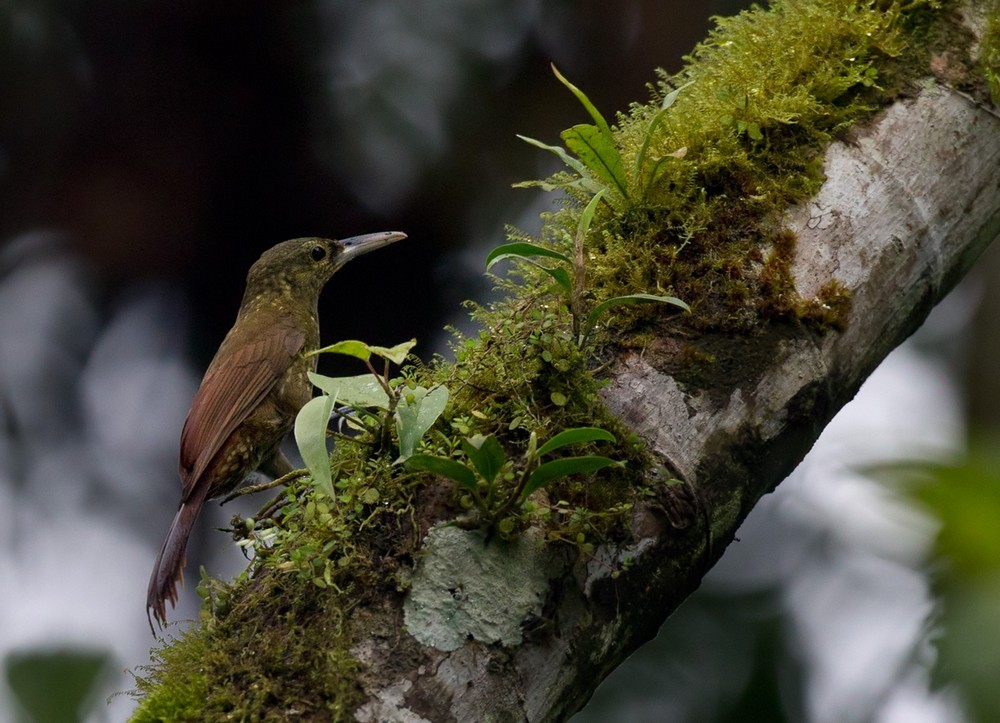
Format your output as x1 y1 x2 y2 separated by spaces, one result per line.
351 34 1000 723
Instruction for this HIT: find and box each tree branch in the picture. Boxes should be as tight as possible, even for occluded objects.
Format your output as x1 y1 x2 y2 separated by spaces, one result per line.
358 44 1000 723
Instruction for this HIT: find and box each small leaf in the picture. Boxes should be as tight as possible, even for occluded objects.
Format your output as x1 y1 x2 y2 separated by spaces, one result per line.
635 107 670 186
310 339 371 361
486 242 571 270
369 339 417 365
486 243 573 296
516 134 593 180
406 455 478 491
633 81 692 193
395 385 449 462
550 391 568 406
586 293 690 330
461 434 506 484
523 456 620 497
561 124 627 200
660 80 693 110
577 189 606 239
513 176 605 196
309 372 390 410
542 266 573 296
294 393 336 498
747 122 763 141
551 63 612 137
536 427 616 457
641 149 688 198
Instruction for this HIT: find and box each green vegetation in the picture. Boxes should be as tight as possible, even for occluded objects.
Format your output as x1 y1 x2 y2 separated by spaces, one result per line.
982 0 1000 103
130 0 978 719
869 443 1000 722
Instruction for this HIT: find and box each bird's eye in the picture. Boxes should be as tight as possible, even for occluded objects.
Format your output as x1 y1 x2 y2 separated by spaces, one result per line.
310 245 327 261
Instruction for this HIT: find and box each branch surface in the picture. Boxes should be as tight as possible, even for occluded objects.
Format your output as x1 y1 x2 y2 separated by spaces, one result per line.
358 72 1000 723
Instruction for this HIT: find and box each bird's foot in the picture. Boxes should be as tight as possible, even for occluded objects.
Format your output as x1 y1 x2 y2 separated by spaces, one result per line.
220 468 309 505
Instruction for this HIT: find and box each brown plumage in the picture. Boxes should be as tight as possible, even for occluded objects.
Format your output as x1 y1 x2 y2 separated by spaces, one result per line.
147 232 405 629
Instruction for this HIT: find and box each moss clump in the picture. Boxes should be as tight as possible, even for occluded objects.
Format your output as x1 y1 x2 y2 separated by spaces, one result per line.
982 0 1000 103
133 575 364 722
523 0 953 337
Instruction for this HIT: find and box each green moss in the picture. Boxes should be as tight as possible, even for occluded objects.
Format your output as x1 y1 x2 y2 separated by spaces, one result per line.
131 0 961 717
523 0 953 336
982 0 1000 103
133 575 364 722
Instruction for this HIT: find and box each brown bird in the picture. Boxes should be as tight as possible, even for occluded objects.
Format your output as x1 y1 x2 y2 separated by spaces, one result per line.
147 232 406 628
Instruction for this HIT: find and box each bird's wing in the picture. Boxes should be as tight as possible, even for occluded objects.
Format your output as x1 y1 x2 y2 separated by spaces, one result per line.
178 316 306 501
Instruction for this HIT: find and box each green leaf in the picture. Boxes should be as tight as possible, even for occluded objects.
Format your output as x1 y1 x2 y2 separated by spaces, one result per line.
586 293 690 330
641 147 688 198
561 124 627 200
635 107 669 185
485 243 573 295
536 427 616 457
542 265 573 296
309 372 390 410
551 63 612 137
486 242 571 270
461 434 507 484
395 385 449 462
747 122 763 141
516 134 593 180
635 81 691 193
294 393 336 498
550 391 568 406
660 80 692 110
513 176 605 196
406 455 478 491
369 339 417 365
310 339 371 361
523 455 620 497
577 189 605 239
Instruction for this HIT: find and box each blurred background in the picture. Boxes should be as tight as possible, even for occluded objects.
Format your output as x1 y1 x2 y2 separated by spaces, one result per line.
1 1 998 721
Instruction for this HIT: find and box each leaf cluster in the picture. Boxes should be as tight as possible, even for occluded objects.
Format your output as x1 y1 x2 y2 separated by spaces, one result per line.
512 0 938 333
487 190 689 347
408 427 621 534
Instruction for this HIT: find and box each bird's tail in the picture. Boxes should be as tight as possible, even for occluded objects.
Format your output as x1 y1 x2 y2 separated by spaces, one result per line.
146 495 204 632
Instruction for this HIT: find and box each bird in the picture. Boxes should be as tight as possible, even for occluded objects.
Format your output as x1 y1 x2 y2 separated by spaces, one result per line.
147 232 406 629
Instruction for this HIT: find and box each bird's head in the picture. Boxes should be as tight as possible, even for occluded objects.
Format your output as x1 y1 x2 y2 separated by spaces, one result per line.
243 232 407 305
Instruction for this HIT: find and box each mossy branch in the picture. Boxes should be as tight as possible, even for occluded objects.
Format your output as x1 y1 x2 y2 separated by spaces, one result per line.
132 1 1000 720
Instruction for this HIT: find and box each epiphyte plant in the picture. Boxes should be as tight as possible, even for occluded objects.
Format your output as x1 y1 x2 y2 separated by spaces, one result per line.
406 426 622 532
487 190 690 347
294 339 448 499
515 64 690 206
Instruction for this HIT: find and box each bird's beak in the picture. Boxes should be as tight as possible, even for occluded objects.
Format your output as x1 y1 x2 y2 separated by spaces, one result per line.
339 231 407 262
